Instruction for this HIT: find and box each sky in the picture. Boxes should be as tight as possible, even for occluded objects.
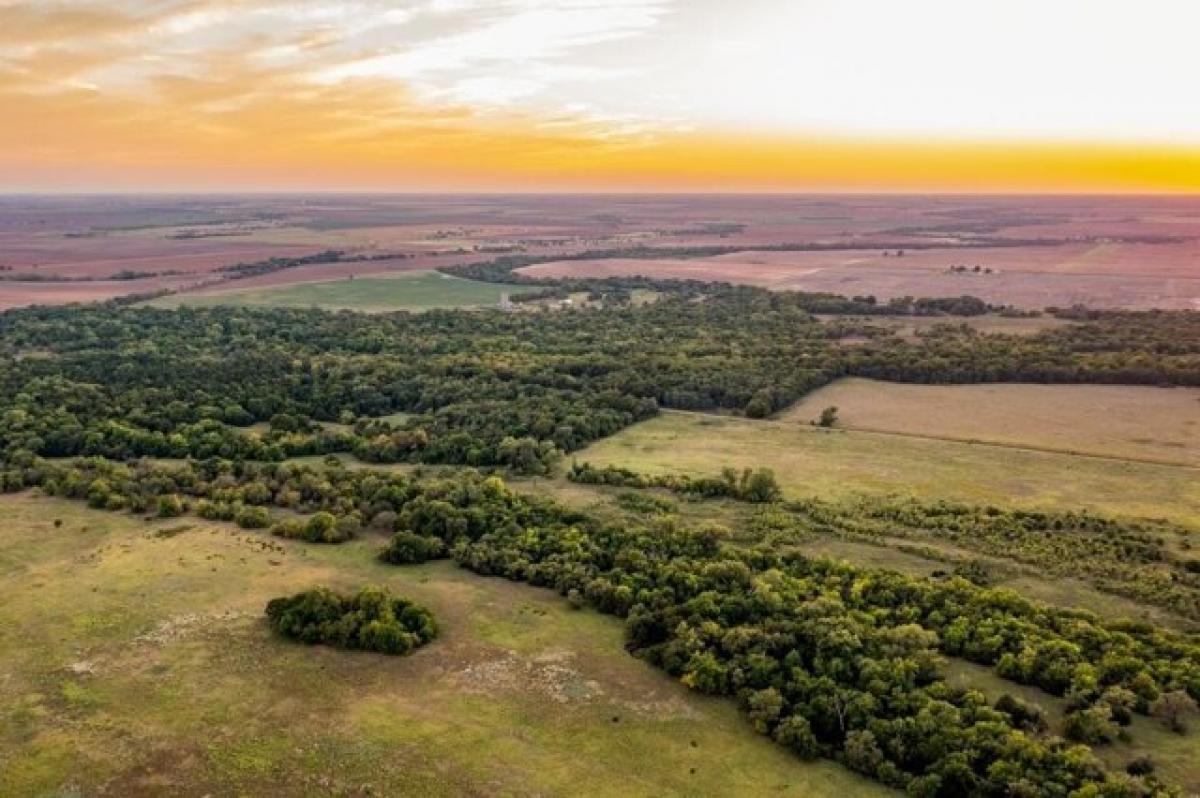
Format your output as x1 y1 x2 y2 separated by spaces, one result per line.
3 0 1199 192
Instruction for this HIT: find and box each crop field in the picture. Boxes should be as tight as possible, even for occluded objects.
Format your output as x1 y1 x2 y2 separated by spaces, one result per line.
148 271 539 312
0 493 884 797
5 194 1200 310
572 411 1200 526
518 241 1200 311
782 379 1200 466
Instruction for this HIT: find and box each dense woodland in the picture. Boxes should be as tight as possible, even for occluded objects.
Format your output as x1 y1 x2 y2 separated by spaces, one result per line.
1 281 1196 476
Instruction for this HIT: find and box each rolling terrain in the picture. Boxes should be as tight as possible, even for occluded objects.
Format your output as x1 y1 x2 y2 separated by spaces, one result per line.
2 196 1199 796
4 194 1198 311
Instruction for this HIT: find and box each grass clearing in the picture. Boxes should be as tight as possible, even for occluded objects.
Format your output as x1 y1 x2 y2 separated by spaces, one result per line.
0 492 885 797
783 379 1200 466
148 271 539 312
572 411 1200 527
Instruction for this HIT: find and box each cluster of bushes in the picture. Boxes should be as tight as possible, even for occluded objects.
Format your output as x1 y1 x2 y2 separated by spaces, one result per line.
266 586 437 655
380 530 446 564
568 462 782 503
271 511 360 544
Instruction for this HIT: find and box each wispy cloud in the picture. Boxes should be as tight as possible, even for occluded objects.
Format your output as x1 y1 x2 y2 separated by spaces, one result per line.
1 0 1198 191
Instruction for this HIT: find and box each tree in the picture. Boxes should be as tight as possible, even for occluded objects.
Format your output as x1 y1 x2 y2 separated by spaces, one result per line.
772 715 820 758
843 729 884 775
1151 690 1199 733
745 687 784 733
156 494 184 518
739 468 782 503
380 530 445 564
1063 705 1119 744
235 505 271 529
744 389 774 419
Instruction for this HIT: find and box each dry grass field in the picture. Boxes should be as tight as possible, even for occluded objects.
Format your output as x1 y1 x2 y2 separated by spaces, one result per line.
0 493 884 797
572 411 1200 527
782 380 1200 466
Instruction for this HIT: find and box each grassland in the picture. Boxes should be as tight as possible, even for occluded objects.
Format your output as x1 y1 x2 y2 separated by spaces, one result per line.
148 271 538 312
783 379 1200 466
0 493 885 797
572 411 1200 526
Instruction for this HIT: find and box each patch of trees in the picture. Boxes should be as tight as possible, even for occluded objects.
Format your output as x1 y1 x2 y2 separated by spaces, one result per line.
568 462 782 503
266 586 437 655
215 250 405 280
271 510 359 543
0 269 175 283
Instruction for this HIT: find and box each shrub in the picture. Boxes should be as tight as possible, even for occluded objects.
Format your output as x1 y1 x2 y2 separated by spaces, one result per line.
380 530 446 564
1151 690 1199 733
271 518 305 540
270 512 357 544
156 494 184 518
994 694 1048 733
235 505 271 529
1063 705 1119 744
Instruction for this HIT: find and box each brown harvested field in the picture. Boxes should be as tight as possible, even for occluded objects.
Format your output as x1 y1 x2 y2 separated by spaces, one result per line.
0 275 204 310
781 379 1200 465
0 233 318 277
3 193 1198 309
519 241 1200 310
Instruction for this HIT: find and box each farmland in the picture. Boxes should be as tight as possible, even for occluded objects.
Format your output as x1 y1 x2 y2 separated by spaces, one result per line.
4 194 1200 311
147 271 538 312
518 242 1200 311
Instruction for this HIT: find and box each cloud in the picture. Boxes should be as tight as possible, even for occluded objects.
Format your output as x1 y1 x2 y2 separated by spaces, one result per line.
1 0 678 140
1 0 1197 190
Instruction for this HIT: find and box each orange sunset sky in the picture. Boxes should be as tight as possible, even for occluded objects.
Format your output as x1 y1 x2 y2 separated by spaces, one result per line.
3 0 1199 193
